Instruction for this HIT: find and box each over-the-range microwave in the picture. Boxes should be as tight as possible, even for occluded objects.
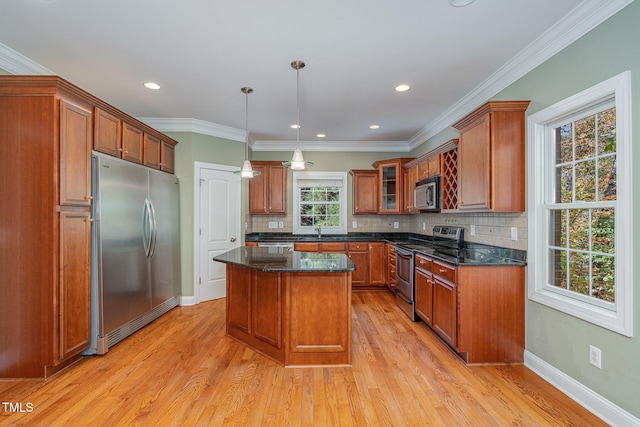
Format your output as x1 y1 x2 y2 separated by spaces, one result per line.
414 175 441 211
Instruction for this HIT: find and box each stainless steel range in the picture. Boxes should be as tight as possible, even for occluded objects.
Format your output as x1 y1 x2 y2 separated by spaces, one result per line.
394 226 464 321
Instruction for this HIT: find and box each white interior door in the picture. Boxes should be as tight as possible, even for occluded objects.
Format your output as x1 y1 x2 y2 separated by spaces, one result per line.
198 164 240 302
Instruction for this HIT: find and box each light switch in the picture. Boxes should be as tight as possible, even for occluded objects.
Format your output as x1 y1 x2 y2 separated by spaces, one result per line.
511 227 518 240
352 221 358 229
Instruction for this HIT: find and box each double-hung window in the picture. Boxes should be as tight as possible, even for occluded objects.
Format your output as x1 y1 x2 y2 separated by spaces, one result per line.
527 71 633 336
293 171 348 235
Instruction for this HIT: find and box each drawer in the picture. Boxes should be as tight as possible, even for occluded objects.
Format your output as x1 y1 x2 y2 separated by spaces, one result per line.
294 242 319 252
347 242 368 252
415 254 433 271
389 266 396 280
389 252 396 265
322 242 346 252
433 260 456 282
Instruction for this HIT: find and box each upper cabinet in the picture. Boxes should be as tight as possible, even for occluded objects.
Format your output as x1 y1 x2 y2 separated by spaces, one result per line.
453 101 530 212
144 134 176 173
94 107 177 172
249 161 287 214
350 170 378 214
372 158 413 214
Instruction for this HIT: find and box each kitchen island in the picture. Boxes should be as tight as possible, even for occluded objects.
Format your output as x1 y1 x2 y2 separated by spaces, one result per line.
213 247 356 366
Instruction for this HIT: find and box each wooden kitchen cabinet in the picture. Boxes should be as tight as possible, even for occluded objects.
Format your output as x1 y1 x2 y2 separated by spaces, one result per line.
143 133 161 169
94 107 122 156
385 243 396 291
372 158 413 214
121 122 144 164
452 100 530 212
402 165 418 213
368 242 386 286
350 169 378 214
347 243 369 286
441 145 459 211
412 248 525 364
144 134 176 173
0 77 92 378
414 264 434 327
295 241 386 289
417 154 440 181
160 140 176 173
94 107 145 165
0 76 179 379
432 275 458 349
249 161 287 214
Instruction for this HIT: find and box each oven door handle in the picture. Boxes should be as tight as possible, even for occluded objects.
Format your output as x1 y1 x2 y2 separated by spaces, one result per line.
395 288 414 304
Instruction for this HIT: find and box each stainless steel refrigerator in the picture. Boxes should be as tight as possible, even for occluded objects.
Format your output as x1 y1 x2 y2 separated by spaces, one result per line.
85 152 181 355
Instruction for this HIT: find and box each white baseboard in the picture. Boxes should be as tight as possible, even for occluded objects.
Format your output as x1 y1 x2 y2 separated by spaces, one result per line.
180 295 197 306
524 350 640 427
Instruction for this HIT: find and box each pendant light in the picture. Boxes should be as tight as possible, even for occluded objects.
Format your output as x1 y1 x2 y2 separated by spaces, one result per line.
234 87 261 178
282 60 314 170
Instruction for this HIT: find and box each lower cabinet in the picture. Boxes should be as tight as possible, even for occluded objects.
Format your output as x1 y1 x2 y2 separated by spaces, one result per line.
347 243 369 286
414 266 433 326
293 241 387 290
431 275 458 350
385 243 396 291
58 211 92 362
413 253 525 364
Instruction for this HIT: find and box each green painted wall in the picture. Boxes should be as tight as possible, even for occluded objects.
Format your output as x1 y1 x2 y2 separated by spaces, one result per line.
0 68 9 75
167 132 245 297
412 2 640 417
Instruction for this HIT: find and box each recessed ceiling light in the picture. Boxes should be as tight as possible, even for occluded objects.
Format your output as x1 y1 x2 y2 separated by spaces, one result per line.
449 0 475 7
316 134 326 138
290 124 300 129
395 84 410 92
369 124 380 130
144 82 161 90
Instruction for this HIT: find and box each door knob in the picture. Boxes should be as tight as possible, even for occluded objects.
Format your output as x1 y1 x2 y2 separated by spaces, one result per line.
230 237 236 242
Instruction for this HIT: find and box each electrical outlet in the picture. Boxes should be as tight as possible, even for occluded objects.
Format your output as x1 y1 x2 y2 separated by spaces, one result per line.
511 227 518 240
352 221 358 229
278 221 284 229
589 345 602 369
470 224 476 235
393 221 399 229
422 222 426 230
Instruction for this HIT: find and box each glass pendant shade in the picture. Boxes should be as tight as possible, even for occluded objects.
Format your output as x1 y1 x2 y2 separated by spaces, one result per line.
290 148 306 170
240 160 257 178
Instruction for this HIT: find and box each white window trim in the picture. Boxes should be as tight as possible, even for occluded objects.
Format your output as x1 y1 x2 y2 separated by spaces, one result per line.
292 171 348 235
527 70 633 337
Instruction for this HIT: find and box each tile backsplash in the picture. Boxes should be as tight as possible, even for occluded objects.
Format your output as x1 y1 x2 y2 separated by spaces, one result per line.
246 211 528 251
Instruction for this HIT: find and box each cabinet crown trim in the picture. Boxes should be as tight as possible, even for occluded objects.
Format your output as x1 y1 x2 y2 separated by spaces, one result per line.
452 100 530 132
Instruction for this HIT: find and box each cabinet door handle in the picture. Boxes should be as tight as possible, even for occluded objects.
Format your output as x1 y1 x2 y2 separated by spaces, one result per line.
439 268 446 273
118 148 123 152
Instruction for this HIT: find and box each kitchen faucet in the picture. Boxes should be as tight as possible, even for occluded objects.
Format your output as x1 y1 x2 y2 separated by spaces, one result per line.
315 226 322 238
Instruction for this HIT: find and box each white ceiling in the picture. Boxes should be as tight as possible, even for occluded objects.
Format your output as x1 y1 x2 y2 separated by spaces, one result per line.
0 0 628 151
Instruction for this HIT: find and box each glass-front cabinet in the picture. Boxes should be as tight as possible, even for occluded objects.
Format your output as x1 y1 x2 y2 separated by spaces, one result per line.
372 158 413 214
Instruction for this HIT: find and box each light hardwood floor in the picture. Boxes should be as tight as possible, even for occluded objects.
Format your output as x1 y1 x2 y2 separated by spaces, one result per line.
0 291 605 426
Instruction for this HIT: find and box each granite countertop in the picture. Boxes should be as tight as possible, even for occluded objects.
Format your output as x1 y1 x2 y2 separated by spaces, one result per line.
245 232 527 267
213 246 356 273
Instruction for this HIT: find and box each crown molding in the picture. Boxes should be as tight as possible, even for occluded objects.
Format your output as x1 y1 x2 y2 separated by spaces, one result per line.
408 0 635 150
136 117 246 143
0 43 54 75
251 139 410 153
2 0 632 153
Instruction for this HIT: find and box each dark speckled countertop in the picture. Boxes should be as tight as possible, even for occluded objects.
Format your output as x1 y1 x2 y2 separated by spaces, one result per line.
213 246 356 273
245 232 526 267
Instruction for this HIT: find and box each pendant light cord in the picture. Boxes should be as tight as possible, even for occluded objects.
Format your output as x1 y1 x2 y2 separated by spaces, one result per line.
296 66 300 149
245 90 250 160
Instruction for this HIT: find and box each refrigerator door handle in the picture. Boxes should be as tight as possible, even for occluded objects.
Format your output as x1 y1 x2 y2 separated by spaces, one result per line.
148 199 158 258
142 199 153 257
